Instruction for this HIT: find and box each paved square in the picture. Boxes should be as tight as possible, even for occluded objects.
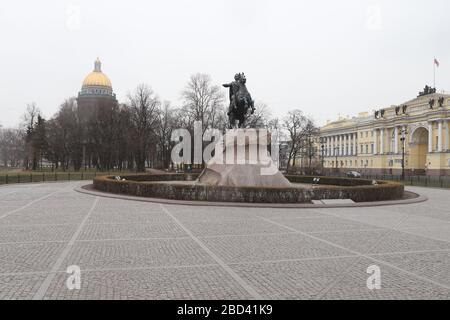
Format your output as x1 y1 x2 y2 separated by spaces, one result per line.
0 181 450 299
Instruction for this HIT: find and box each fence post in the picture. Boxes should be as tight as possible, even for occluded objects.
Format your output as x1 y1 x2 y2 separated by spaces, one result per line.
30 173 33 183
68 173 70 181
5 174 8 184
42 173 45 182
18 174 20 183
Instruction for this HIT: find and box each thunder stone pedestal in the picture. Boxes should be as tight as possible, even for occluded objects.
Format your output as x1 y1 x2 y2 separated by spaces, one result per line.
198 129 291 188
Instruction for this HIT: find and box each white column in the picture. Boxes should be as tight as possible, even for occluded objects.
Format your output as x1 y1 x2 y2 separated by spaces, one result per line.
394 126 399 154
428 122 433 153
438 120 443 152
331 137 333 156
353 133 357 155
329 136 332 156
343 134 347 156
351 133 356 156
332 136 336 156
330 137 333 156
337 135 341 156
349 134 352 155
446 121 450 151
334 136 338 156
380 129 384 154
373 129 377 154
327 137 330 156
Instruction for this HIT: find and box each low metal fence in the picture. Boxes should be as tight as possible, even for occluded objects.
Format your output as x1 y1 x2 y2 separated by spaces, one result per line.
2 170 450 189
0 171 135 186
322 172 450 189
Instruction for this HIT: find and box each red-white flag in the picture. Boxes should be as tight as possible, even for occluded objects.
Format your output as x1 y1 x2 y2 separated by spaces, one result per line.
434 58 440 67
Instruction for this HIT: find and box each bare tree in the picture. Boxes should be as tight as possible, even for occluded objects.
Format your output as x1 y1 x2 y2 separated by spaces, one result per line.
283 109 308 171
155 101 178 169
180 73 225 133
51 98 84 170
22 103 42 170
246 102 272 128
303 118 320 173
21 103 41 131
128 84 160 172
0 128 24 168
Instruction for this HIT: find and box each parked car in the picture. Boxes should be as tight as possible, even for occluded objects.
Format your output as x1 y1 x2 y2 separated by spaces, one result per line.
346 171 361 178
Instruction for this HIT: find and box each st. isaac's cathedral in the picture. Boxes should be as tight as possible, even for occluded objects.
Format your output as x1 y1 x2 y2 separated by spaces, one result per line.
77 58 117 110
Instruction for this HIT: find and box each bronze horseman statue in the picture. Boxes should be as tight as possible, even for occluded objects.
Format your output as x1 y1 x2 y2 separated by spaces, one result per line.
223 73 255 128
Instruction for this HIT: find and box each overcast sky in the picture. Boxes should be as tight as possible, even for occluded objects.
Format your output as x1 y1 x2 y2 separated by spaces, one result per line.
1 0 449 128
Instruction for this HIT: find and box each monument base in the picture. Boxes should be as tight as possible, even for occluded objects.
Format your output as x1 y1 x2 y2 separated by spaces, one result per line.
197 129 291 188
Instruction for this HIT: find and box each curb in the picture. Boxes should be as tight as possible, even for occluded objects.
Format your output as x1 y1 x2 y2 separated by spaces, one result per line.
75 184 428 209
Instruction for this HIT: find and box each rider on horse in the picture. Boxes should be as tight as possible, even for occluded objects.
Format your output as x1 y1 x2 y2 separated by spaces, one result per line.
223 73 242 117
223 73 255 128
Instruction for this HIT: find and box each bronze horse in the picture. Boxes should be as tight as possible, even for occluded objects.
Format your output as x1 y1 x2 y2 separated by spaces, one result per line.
223 73 255 128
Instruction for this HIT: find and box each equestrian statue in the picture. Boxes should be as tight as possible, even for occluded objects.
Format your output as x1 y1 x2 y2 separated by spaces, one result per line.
223 73 255 128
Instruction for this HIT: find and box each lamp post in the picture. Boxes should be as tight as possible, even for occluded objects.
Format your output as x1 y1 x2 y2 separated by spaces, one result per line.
334 146 338 173
400 128 407 180
320 137 325 172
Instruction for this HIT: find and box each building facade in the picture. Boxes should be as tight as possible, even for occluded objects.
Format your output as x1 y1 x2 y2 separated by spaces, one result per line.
319 87 450 176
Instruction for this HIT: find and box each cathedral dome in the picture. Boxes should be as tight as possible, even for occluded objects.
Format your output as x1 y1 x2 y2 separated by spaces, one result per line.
82 58 112 89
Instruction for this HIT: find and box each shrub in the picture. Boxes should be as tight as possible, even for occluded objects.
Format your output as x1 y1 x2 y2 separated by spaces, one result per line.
93 173 404 203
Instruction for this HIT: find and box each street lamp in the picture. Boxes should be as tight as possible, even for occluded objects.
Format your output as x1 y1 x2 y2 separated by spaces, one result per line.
334 146 338 173
400 128 408 180
320 137 325 172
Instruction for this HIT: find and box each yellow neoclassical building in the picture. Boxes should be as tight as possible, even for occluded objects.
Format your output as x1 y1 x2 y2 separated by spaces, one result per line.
319 87 450 176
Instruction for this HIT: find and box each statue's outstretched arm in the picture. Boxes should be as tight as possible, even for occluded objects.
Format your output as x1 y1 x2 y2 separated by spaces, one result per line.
223 83 231 88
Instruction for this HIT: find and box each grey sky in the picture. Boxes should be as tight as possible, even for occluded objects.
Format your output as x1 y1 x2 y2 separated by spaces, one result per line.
1 0 449 128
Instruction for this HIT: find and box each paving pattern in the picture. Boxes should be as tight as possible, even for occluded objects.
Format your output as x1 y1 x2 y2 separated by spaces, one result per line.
0 181 450 300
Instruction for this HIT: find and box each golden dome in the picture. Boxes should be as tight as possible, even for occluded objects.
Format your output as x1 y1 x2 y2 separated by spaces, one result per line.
82 58 112 88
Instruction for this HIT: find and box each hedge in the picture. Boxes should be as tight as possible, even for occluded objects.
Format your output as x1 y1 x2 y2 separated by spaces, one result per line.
93 173 404 204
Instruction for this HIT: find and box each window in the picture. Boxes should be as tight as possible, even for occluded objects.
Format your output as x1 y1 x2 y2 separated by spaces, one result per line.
365 145 369 154
361 160 364 166
371 144 374 154
366 131 368 138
